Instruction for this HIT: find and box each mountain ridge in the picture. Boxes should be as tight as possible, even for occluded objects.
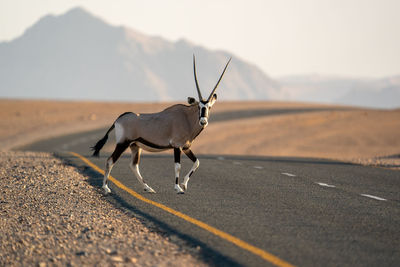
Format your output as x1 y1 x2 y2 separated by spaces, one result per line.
0 7 279 102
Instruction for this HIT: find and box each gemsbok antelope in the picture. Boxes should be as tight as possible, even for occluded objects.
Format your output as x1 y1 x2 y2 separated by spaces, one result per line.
91 55 231 194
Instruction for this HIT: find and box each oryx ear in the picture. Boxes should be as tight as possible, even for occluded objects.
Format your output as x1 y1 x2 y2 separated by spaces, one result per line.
187 97 196 104
209 94 217 107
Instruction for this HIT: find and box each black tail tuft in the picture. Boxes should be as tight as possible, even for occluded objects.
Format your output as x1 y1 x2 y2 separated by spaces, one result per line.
90 124 115 157
91 135 108 157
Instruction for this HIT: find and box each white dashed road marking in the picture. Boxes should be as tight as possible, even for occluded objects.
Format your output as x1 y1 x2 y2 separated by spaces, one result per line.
217 156 225 160
281 172 296 177
229 163 390 204
316 182 336 188
360 194 387 201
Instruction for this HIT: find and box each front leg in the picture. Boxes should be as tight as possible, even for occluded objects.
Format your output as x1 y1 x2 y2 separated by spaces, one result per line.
181 149 200 191
174 148 184 194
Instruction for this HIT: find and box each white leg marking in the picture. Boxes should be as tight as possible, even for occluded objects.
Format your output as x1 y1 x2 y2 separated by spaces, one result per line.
175 162 181 175
174 163 184 194
361 194 387 201
130 163 156 193
181 159 200 191
103 158 113 194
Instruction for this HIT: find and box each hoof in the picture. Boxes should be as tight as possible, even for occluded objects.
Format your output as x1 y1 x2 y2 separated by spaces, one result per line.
102 185 111 195
174 184 185 194
180 183 187 191
144 185 156 193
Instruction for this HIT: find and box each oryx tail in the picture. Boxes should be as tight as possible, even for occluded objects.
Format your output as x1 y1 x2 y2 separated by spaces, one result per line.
91 124 115 157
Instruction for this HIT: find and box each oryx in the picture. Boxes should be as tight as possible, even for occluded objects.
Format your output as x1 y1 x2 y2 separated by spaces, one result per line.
91 55 231 194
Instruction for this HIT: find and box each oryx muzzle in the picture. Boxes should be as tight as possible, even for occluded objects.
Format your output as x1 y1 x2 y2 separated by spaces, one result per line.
91 56 231 195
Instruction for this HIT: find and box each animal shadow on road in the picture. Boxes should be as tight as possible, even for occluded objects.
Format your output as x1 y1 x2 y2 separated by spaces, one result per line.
59 153 243 267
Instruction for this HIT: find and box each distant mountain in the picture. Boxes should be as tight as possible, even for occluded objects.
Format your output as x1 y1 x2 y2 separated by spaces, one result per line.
0 7 279 102
336 76 400 108
278 75 400 109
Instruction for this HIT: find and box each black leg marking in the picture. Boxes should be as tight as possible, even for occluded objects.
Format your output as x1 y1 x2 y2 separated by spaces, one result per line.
111 141 130 163
189 170 194 177
174 148 181 163
183 149 197 162
130 144 141 165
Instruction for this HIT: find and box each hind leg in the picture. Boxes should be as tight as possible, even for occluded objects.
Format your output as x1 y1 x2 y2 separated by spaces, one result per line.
129 144 156 193
103 142 129 194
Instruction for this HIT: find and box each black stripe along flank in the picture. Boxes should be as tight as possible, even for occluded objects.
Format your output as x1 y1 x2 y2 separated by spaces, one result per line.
133 137 173 150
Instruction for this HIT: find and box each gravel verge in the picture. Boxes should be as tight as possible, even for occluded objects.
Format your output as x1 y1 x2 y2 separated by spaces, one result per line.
354 154 400 170
0 151 208 266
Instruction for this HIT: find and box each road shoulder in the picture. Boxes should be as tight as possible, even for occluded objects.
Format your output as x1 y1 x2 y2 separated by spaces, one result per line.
0 151 208 267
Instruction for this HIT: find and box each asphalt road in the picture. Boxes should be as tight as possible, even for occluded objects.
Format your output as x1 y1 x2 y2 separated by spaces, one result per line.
19 108 400 267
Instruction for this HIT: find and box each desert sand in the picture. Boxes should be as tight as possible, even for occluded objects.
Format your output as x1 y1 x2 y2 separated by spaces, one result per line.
1 99 399 167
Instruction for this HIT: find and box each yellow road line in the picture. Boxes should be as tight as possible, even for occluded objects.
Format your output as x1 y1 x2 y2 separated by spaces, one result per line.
69 151 295 267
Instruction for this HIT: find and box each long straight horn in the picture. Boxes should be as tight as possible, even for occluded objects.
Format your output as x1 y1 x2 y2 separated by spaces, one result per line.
193 54 203 101
207 57 232 101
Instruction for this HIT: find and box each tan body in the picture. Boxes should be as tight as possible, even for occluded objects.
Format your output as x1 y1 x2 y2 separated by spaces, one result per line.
115 104 203 150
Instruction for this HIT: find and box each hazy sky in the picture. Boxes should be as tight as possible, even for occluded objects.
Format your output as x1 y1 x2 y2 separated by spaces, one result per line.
1 0 399 78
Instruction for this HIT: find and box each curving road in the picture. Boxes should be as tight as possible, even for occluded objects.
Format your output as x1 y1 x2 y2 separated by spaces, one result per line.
19 108 400 267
